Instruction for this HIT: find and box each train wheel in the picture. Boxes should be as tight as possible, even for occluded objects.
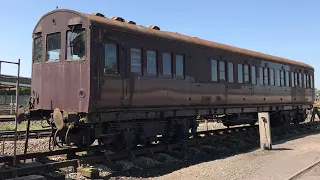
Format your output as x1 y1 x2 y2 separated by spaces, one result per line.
70 129 95 150
110 128 139 151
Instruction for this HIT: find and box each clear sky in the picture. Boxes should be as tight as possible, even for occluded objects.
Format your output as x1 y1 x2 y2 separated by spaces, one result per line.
0 0 319 88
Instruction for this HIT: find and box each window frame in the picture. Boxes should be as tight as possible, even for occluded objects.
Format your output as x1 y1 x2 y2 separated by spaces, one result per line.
146 49 158 77
238 64 243 83
46 32 62 62
244 64 250 84
294 72 300 87
269 68 275 86
219 60 226 82
228 62 234 83
285 71 290 87
263 67 269 86
65 28 86 61
303 74 307 88
211 59 218 82
280 70 285 87
104 42 119 75
299 73 302 87
33 36 42 64
259 67 264 85
251 66 256 85
130 47 143 75
162 52 173 78
276 69 281 86
175 54 185 79
291 72 295 87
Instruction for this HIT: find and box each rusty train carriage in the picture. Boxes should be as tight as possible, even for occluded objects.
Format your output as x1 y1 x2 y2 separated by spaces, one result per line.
27 9 315 149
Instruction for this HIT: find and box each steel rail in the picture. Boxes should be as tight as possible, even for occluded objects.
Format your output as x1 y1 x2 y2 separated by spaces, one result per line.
0 121 319 179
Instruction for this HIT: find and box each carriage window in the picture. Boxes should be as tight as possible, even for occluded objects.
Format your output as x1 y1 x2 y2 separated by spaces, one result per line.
303 74 307 88
276 70 281 86
269 69 275 86
147 50 157 75
291 72 295 87
66 29 86 60
259 67 263 85
286 71 290 87
251 66 256 84
219 61 226 81
295 73 299 87
33 37 42 63
46 32 61 61
264 68 269 86
280 70 285 86
130 48 141 73
175 55 184 77
228 62 234 83
238 64 243 83
211 60 218 81
299 73 302 87
244 65 250 83
306 75 310 88
311 75 314 88
104 43 118 73
162 53 172 76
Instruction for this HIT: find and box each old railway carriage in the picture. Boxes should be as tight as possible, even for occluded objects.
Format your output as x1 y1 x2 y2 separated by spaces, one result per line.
29 9 314 149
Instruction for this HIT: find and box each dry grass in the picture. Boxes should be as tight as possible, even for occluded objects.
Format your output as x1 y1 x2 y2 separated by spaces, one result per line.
0 120 50 131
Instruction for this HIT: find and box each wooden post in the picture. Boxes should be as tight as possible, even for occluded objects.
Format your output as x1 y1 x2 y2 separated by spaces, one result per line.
2 139 4 155
23 118 31 163
205 119 208 131
13 59 20 167
258 112 272 150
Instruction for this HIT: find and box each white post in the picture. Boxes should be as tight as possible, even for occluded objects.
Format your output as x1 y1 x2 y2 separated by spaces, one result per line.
10 95 13 114
258 112 272 150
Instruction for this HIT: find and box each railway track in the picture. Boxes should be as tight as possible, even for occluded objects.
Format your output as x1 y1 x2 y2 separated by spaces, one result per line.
287 158 320 180
0 129 52 141
0 116 15 122
0 121 319 179
0 120 220 141
0 116 45 122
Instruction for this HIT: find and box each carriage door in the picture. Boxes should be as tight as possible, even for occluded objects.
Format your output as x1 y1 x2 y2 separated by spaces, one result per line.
242 64 253 100
120 43 129 107
102 42 126 107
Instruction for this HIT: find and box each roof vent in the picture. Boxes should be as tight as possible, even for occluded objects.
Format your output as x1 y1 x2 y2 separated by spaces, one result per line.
110 16 125 22
147 25 160 30
125 20 136 25
92 12 105 17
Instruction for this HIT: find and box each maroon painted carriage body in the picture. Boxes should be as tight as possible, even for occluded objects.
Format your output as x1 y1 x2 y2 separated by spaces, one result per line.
29 9 315 149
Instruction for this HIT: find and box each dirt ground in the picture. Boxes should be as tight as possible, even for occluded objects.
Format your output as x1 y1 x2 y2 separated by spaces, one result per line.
151 133 320 180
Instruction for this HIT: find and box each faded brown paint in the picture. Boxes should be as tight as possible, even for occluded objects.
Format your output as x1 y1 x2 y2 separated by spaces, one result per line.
85 13 312 70
32 10 91 113
32 9 314 116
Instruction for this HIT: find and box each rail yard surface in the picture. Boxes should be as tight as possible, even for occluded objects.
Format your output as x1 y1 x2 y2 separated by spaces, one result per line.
293 163 320 180
0 121 318 180
151 132 320 180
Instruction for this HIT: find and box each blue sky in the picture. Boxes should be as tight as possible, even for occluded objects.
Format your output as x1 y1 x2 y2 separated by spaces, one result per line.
0 0 319 88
